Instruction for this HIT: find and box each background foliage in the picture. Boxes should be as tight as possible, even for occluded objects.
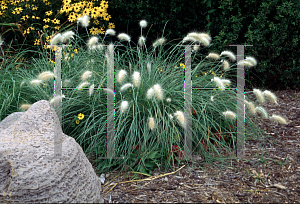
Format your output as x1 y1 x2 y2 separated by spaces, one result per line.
107 0 300 90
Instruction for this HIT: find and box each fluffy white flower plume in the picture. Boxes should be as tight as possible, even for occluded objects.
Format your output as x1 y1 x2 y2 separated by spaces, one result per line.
153 84 163 100
38 71 55 81
148 117 155 130
244 100 256 115
193 44 200 51
50 94 65 107
220 51 236 61
146 88 155 99
255 106 268 119
117 69 127 84
89 84 94 97
223 111 236 120
139 20 148 28
166 98 171 103
174 111 185 128
237 60 254 68
77 15 90 28
206 53 220 60
138 36 146 47
253 89 265 103
120 83 133 92
61 31 75 43
245 56 257 66
153 37 166 48
270 114 288 125
168 114 174 120
50 33 63 45
30 79 43 86
211 96 214 102
117 33 131 42
221 59 230 71
182 36 198 43
120 101 129 113
88 36 98 47
105 29 116 36
77 81 90 89
263 90 278 104
221 79 231 86
147 62 151 75
211 77 225 91
81 70 92 80
186 32 211 46
132 71 141 88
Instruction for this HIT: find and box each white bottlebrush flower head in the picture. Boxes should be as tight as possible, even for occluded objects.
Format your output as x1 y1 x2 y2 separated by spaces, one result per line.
77 15 90 28
117 33 131 42
255 106 268 119
87 36 98 47
187 32 211 46
221 59 230 71
198 32 212 42
211 77 225 91
206 53 220 60
97 44 105 51
220 50 236 61
50 33 63 45
30 79 43 86
148 117 155 130
146 88 155 99
270 114 288 125
168 114 174 120
237 60 254 68
221 79 231 86
244 100 256 115
245 56 257 66
81 70 92 80
77 81 90 89
174 111 185 128
132 71 141 88
147 62 151 75
139 20 148 28
253 89 265 103
120 101 129 113
263 90 278 104
153 37 166 48
61 31 75 43
89 84 94 97
153 84 163 100
117 69 127 84
50 94 65 107
193 44 200 51
20 103 31 111
120 83 133 92
210 96 214 102
223 111 236 120
138 36 146 47
182 36 198 43
166 98 171 103
105 28 116 36
38 71 55 81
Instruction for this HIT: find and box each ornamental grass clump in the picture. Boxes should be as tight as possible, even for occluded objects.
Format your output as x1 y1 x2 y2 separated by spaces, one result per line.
0 18 289 175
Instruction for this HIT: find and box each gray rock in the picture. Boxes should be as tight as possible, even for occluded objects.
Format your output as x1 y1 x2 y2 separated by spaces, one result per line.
0 100 104 203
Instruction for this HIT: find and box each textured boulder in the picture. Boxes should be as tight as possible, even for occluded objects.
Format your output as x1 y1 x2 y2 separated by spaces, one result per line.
0 100 104 203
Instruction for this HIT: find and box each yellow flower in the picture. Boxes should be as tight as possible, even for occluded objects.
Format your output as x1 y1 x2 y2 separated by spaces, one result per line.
108 22 115 29
32 6 38 10
101 1 108 9
68 12 77 22
21 15 29 20
43 18 50 23
76 120 80 124
89 27 97 35
180 63 185 68
103 14 111 21
43 25 49 29
77 113 84 120
97 27 105 34
74 49 78 54
45 2 50 5
36 16 40 19
54 26 60 30
1 5 8 10
202 72 207 75
90 8 98 18
73 6 81 13
79 1 86 8
34 39 40 45
45 10 53 16
211 71 216 76
51 18 60 24
82 9 90 16
0 11 3 16
93 20 99 25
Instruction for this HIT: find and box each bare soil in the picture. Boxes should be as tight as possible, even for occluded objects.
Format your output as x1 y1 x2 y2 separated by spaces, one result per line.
90 89 300 203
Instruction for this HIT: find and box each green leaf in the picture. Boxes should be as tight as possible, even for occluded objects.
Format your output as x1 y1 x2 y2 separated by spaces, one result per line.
147 151 158 159
208 9 216 13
